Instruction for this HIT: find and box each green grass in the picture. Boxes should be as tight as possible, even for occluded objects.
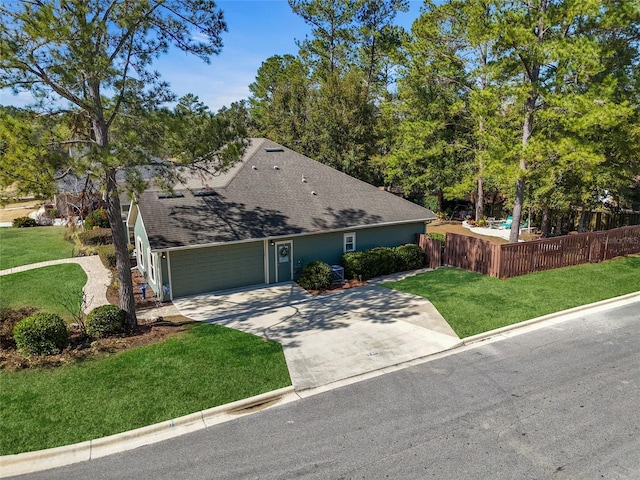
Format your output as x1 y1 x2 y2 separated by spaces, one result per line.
0 264 87 321
385 255 640 338
0 227 74 270
0 323 291 455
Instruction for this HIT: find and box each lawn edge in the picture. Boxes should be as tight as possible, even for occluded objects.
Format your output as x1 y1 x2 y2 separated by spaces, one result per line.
0 386 297 478
462 290 640 345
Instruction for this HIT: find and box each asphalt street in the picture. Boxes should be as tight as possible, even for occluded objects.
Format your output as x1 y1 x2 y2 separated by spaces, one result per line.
9 300 640 479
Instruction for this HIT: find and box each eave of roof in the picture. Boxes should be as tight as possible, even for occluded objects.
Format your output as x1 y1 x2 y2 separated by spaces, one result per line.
136 138 436 250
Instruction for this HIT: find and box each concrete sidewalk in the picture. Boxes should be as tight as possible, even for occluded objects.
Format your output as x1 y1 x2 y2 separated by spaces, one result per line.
173 279 461 391
0 256 111 313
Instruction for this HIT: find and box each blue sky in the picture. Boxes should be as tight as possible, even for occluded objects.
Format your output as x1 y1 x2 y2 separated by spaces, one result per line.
0 0 425 112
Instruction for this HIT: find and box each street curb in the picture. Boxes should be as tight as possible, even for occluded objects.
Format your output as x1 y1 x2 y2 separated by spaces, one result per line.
0 386 297 478
462 291 640 346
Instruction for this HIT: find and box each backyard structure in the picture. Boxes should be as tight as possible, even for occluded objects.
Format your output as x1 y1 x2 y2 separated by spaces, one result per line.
419 225 640 278
128 138 437 300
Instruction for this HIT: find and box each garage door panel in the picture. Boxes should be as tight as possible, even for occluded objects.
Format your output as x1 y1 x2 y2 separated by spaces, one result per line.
171 242 264 298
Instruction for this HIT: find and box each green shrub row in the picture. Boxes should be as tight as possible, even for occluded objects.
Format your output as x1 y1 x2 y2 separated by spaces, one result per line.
86 305 126 339
13 313 69 356
78 228 113 246
96 244 133 269
342 244 425 281
96 244 117 269
427 232 446 243
84 208 110 230
298 261 333 290
12 216 38 228
8 305 127 357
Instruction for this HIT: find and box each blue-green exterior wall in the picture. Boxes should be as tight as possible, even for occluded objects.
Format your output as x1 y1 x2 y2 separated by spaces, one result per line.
134 213 163 299
267 222 426 282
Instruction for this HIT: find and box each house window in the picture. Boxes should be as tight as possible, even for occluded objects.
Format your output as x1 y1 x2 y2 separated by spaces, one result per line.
343 232 356 253
148 249 156 284
136 236 144 270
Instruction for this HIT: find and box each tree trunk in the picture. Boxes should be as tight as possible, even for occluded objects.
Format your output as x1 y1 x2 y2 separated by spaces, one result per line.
436 189 444 215
476 175 484 221
510 92 537 243
510 176 526 243
541 207 551 237
578 208 590 233
89 89 137 328
104 169 138 328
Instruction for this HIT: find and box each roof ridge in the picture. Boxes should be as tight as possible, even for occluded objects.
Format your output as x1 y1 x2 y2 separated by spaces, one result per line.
216 138 267 189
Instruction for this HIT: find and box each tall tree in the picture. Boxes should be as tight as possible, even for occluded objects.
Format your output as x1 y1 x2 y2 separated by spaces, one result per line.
289 0 360 79
0 1 243 327
249 55 311 151
354 0 409 97
490 0 640 241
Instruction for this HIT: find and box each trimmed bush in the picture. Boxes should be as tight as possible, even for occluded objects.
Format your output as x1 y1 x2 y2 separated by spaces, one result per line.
427 232 446 243
78 228 113 246
298 261 333 290
343 244 427 280
394 244 425 271
96 244 117 269
342 247 398 280
84 209 110 229
86 305 126 339
12 216 37 228
13 313 69 355
0 307 38 350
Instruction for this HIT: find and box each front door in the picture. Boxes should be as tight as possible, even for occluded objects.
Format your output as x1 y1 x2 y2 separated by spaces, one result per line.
275 241 293 282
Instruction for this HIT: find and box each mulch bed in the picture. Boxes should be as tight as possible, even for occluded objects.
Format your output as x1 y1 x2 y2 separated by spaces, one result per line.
306 278 368 295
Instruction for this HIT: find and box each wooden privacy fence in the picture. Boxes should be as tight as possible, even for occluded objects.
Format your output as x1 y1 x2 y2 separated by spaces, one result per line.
416 233 443 269
417 225 640 279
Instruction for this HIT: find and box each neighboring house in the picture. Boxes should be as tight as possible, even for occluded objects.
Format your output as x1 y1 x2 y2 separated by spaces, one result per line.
127 138 437 301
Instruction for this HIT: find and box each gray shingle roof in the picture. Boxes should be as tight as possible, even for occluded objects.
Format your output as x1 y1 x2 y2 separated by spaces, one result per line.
136 139 436 250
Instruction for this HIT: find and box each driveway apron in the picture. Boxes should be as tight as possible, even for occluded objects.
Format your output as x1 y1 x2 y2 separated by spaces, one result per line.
173 283 461 390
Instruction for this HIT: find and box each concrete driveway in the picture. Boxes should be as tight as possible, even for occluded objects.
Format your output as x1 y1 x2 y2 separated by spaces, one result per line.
173 282 461 391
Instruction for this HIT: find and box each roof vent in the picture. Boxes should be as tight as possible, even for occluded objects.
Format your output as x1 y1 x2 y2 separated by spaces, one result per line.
311 191 317 196
273 165 280 170
302 175 307 183
265 147 284 152
252 165 257 170
193 189 217 197
157 192 184 199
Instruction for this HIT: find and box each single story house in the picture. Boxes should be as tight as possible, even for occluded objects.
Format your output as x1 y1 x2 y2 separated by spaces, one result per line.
127 138 437 301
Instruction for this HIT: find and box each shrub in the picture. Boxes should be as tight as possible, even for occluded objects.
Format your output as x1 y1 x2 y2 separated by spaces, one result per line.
96 244 117 269
298 261 333 290
86 305 126 339
12 216 37 228
427 232 446 244
13 313 69 355
394 244 425 271
84 209 110 230
78 228 113 246
342 247 397 280
0 307 38 350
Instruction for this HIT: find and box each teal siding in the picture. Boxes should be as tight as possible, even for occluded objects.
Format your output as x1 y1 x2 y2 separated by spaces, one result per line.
268 222 426 282
134 214 162 298
169 242 265 298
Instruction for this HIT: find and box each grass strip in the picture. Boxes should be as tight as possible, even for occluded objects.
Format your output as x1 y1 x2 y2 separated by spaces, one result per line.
0 264 87 322
385 255 640 338
0 323 291 455
0 227 74 270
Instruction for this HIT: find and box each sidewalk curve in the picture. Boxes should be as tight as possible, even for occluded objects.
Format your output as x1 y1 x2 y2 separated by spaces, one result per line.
0 256 111 313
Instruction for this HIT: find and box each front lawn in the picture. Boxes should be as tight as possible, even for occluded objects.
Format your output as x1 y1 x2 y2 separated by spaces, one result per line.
385 255 640 338
0 322 291 455
0 227 74 270
0 264 87 322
